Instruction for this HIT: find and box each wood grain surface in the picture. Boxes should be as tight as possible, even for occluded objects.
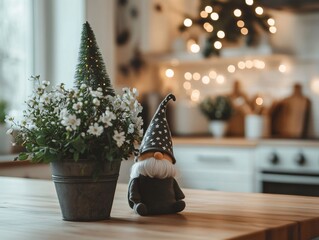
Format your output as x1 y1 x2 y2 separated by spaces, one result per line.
0 177 319 240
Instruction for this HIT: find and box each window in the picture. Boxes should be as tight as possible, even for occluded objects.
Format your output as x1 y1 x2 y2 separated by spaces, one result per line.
0 0 33 116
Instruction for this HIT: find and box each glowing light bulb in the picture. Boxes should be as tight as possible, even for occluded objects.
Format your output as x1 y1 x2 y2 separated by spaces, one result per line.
183 81 191 90
205 5 213 13
190 43 200 53
254 60 265 69
234 9 242 17
184 72 192 80
193 72 201 81
184 18 193 27
237 20 245 27
200 11 208 18
216 75 225 84
267 18 275 26
227 65 236 73
311 78 319 94
214 41 222 49
238 61 245 69
245 60 253 69
210 12 219 21
256 97 263 106
203 22 214 32
255 6 263 15
278 64 287 73
245 0 254 5
269 26 277 34
202 76 210 84
209 70 217 79
165 69 174 78
191 89 200 102
217 30 225 39
241 27 248 35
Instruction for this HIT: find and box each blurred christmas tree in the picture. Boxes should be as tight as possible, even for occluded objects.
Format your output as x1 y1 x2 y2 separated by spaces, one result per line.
179 0 276 57
75 21 114 95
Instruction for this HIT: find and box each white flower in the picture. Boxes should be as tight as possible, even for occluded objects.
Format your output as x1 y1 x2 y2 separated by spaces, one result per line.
132 88 139 97
6 128 13 135
91 90 103 98
5 115 14 123
128 123 135 134
93 98 100 106
113 130 125 147
42 80 50 87
87 123 104 136
40 93 51 104
72 102 83 110
80 84 87 89
99 110 116 127
61 114 81 130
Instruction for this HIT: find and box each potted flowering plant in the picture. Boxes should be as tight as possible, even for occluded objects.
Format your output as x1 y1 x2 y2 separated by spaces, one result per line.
199 95 233 137
7 22 143 221
9 77 143 168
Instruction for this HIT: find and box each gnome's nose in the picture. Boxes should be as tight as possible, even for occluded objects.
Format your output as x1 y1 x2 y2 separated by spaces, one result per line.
154 152 164 160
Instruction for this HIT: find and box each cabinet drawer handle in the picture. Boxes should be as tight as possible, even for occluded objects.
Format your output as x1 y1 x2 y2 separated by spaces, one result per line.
197 155 232 164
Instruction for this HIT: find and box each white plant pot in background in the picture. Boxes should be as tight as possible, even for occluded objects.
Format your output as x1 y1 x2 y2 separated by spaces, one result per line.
245 114 264 139
209 121 228 138
0 124 12 154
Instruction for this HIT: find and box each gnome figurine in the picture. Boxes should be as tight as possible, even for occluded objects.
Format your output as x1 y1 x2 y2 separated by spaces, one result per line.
128 93 186 216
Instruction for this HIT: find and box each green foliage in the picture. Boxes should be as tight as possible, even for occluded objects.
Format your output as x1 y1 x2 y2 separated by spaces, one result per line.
200 95 233 121
75 21 114 96
0 100 7 124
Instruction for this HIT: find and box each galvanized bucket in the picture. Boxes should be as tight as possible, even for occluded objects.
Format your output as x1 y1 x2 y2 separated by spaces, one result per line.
50 160 121 221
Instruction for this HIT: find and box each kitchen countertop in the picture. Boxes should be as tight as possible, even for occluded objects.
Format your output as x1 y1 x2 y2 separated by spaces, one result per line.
1 177 319 240
173 137 319 147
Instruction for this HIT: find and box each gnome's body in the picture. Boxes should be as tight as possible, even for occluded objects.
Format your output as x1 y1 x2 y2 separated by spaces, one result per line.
128 94 186 216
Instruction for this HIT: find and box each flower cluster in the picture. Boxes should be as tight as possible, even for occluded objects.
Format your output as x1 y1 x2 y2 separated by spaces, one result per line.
7 76 143 163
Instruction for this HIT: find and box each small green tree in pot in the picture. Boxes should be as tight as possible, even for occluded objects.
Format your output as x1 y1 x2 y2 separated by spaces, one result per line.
199 96 233 137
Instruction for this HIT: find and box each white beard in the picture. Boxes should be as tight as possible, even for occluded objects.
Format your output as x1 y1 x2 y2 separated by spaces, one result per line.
130 157 176 179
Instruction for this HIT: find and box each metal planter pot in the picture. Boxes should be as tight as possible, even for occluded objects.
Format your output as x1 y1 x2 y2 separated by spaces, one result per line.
50 160 121 221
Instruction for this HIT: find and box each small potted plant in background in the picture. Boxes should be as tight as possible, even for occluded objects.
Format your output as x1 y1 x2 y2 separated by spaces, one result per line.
199 95 233 138
6 22 144 221
0 100 12 154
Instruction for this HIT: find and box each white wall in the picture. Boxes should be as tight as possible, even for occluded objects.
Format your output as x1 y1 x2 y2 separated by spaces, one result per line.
33 0 116 88
52 0 85 88
85 0 116 83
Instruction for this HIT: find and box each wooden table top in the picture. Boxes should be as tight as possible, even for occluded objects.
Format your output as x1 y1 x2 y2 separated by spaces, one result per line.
1 177 319 240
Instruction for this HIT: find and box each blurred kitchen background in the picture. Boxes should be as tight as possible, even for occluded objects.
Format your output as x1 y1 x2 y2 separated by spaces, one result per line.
1 0 319 196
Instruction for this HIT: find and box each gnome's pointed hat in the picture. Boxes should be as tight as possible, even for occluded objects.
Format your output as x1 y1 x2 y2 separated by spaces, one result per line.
139 93 176 164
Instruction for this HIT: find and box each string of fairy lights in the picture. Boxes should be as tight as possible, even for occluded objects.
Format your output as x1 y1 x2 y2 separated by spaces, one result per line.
163 57 289 102
179 0 277 57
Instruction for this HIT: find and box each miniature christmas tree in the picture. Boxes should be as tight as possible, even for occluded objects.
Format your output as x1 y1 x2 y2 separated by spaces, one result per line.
75 21 114 96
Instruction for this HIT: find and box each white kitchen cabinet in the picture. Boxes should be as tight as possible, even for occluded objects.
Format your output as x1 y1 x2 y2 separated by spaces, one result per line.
174 145 256 192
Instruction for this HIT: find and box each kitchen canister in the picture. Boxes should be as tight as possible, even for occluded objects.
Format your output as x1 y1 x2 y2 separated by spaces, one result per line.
245 114 264 139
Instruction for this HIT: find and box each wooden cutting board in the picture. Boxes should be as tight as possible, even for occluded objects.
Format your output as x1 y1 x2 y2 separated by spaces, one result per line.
228 81 250 137
271 84 311 138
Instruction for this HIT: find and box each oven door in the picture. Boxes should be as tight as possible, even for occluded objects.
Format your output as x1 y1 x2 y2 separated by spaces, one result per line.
261 171 319 197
